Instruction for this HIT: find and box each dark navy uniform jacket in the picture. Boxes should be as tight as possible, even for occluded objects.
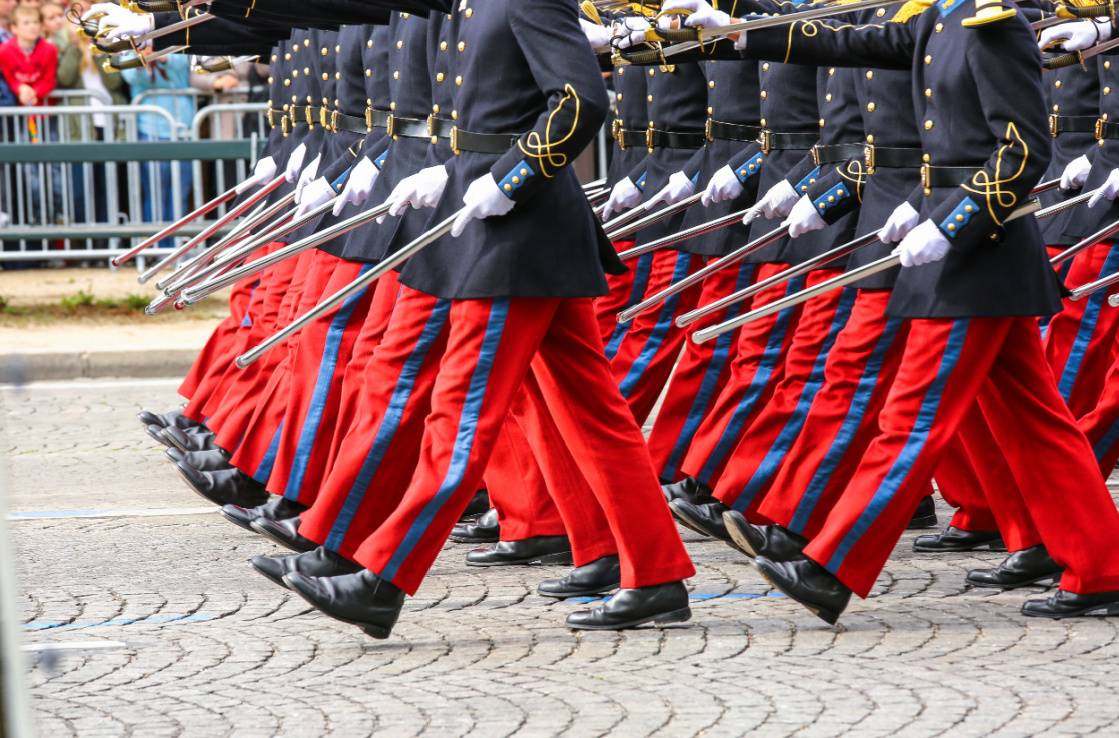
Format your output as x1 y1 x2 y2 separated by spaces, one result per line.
742 0 1062 319
1037 63 1097 245
399 0 615 299
607 61 649 189
1060 54 1116 243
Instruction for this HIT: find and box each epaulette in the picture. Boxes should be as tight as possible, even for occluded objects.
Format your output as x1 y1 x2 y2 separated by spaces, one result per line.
890 0 933 22
961 0 1017 26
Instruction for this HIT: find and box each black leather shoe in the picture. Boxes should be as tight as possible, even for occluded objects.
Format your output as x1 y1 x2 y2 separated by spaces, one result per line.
251 546 361 590
138 408 201 431
162 425 218 453
459 489 490 522
669 498 730 541
250 515 317 553
450 508 499 543
465 536 573 567
754 556 851 625
538 555 621 599
146 423 173 447
165 447 185 464
661 477 716 507
1022 589 1119 619
221 496 307 532
285 569 405 639
723 510 806 562
179 448 232 472
176 461 269 507
913 526 1006 553
566 581 691 630
966 545 1062 590
907 496 939 530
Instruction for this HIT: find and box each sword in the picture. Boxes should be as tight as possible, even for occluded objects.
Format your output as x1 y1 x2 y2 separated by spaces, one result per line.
1043 36 1119 70
95 12 213 53
586 188 611 207
1075 269 1119 301
604 192 703 241
600 200 651 232
616 223 789 324
1031 177 1061 197
618 205 759 260
694 198 1048 342
106 44 188 70
136 174 285 284
112 182 240 266
583 177 607 192
235 208 463 368
1050 218 1119 267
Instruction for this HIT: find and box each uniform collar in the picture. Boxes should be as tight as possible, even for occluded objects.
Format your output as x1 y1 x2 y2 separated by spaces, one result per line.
936 0 965 17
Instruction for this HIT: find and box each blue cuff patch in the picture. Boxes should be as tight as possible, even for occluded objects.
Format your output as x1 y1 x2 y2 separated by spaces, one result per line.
496 159 536 199
735 152 765 184
795 166 822 195
812 181 850 215
939 196 979 239
635 171 647 191
373 149 388 169
936 0 964 16
331 170 349 190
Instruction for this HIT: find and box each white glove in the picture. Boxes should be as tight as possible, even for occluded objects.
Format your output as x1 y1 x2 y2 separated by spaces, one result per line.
102 11 154 41
1040 19 1111 52
660 0 731 28
893 219 950 268
450 174 516 237
83 2 131 25
294 177 336 218
611 16 651 50
283 143 308 183
294 154 321 201
701 164 744 206
332 156 380 216
644 171 695 210
756 179 799 220
580 19 613 52
1060 154 1092 191
878 201 919 244
235 156 277 194
384 164 449 219
1089 168 1119 207
784 195 828 238
602 176 643 219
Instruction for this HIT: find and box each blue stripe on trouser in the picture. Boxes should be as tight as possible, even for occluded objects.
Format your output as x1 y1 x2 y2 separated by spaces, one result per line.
1092 416 1119 464
240 284 258 327
324 299 452 551
825 319 970 572
283 265 374 501
380 299 510 580
605 252 654 360
1056 244 1119 401
695 274 807 485
730 288 857 512
619 251 696 398
788 317 904 534
252 421 284 483
661 262 758 480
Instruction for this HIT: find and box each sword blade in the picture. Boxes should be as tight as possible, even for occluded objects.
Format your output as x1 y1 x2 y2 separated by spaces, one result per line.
604 192 703 241
111 183 239 266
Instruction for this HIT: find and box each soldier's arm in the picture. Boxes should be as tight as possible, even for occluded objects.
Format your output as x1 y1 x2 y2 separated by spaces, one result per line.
741 16 917 69
149 12 292 54
488 0 611 204
727 142 766 185
802 158 866 224
927 21 1050 249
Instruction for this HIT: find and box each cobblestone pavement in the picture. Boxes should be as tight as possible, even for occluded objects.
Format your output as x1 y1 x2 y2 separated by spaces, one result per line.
5 378 1119 737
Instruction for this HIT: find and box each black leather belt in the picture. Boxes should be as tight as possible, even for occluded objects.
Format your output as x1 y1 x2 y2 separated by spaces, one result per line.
387 115 431 139
266 107 286 129
706 119 762 143
451 127 521 155
812 142 866 165
332 112 371 134
864 145 924 173
920 164 977 190
646 127 706 150
289 105 328 128
1050 114 1097 137
616 127 645 150
759 130 818 154
1096 119 1119 140
429 115 453 140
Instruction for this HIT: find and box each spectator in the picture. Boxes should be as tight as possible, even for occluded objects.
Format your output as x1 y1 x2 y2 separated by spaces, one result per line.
0 5 57 110
0 0 15 106
121 54 194 244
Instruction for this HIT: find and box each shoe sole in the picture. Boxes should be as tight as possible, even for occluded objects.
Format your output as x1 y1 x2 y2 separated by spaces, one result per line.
250 520 316 554
723 515 760 560
448 533 499 544
175 464 224 506
1022 601 1119 619
966 572 1061 591
567 606 692 631
219 507 258 533
145 425 174 448
537 584 620 600
465 551 573 567
752 560 841 626
912 540 1006 554
250 560 291 590
670 503 728 542
282 575 391 639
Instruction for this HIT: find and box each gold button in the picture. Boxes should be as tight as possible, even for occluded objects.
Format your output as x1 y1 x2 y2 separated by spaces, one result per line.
452 110 458 120
1106 87 1112 95
322 73 328 81
740 170 748 177
437 72 445 82
394 71 400 80
440 41 448 50
366 41 373 48
708 80 715 88
760 90 768 99
511 176 520 184
304 67 310 75
867 102 876 112
283 80 291 86
503 183 512 191
648 69 655 76
706 106 713 114
618 94 623 101
455 75 463 86
947 223 956 230
935 22 943 31
390 101 396 110
924 54 932 64
837 189 844 196
760 117 767 126
866 134 874 144
865 70 873 80
922 153 931 162
924 119 934 130
292 69 299 77
762 63 769 71
335 73 340 80
828 67 835 76
748 163 756 171
964 204 974 212
335 45 340 53
458 41 465 51
1053 104 1060 112
825 93 832 102
271 54 277 62
1107 61 1113 70
818 203 826 209
396 40 403 48
828 196 836 203
284 53 291 60
819 118 825 127
267 76 273 84
925 88 932 98
520 168 528 175
1055 80 1062 88
647 94 653 102
955 214 964 222
464 7 473 16
810 178 816 184
321 47 328 56
433 104 440 113
304 39 310 47
876 7 886 15
365 69 372 77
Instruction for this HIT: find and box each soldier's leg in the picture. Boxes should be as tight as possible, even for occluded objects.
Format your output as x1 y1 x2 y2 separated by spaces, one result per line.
601 249 655 359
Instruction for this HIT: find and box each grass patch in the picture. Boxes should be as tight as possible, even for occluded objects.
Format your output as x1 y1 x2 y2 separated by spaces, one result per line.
55 290 151 314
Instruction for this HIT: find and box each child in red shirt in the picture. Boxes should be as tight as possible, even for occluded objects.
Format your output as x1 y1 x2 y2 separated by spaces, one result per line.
0 5 57 106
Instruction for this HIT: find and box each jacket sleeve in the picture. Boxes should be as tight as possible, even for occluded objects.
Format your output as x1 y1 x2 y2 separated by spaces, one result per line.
727 141 766 185
803 158 866 224
743 16 916 70
928 21 1050 249
488 0 610 204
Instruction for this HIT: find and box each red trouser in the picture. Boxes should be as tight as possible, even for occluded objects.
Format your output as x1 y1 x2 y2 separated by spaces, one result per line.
645 259 759 481
351 296 696 595
484 412 568 542
267 257 378 504
609 249 704 423
1078 333 1119 475
1043 241 1119 418
178 263 260 403
804 317 1119 598
594 239 642 346
711 280 856 514
678 265 814 487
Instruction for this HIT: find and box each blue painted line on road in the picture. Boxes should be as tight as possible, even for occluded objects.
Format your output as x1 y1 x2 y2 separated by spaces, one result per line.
562 592 786 605
23 613 217 631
